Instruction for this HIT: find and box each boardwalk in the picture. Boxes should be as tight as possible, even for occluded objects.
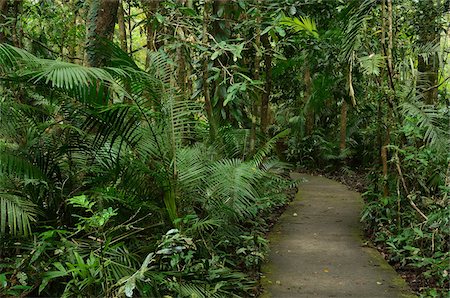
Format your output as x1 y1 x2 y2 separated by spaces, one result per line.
261 173 416 298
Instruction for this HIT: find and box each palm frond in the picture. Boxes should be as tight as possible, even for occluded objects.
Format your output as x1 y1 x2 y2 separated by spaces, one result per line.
341 0 376 61
0 193 39 236
252 129 290 167
401 100 449 149
359 54 385 76
205 159 263 219
0 150 47 180
279 16 319 39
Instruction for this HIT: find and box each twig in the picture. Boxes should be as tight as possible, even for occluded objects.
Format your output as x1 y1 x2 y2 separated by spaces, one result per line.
394 152 428 221
23 33 82 61
423 76 450 92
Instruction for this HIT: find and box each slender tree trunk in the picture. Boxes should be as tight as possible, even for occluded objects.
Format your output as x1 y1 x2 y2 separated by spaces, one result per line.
143 0 159 68
211 0 229 123
202 0 217 140
117 0 127 52
339 100 347 151
250 0 262 154
11 0 22 48
380 0 394 197
175 0 188 95
415 1 441 105
381 124 390 197
68 0 78 63
127 2 132 54
261 33 272 136
418 56 438 104
386 0 393 81
85 0 119 67
304 65 314 135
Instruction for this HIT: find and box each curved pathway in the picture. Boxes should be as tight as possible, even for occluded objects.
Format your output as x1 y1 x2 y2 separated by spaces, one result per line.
261 173 416 298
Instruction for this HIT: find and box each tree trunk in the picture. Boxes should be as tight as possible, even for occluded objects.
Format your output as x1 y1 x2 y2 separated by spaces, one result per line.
202 0 217 140
381 0 394 197
211 0 229 124
11 0 22 48
415 0 441 105
381 125 390 197
304 65 314 135
250 0 262 154
85 0 119 67
0 0 8 43
339 100 347 151
261 33 272 136
418 56 438 104
117 0 127 52
143 0 160 68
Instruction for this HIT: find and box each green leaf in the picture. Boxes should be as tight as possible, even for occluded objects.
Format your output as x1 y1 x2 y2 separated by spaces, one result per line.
275 26 286 37
0 273 7 288
211 50 221 61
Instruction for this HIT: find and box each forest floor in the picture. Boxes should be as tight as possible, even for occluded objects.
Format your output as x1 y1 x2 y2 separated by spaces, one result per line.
260 173 416 298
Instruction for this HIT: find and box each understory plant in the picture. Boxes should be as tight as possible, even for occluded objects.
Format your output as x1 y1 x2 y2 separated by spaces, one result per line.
0 43 295 297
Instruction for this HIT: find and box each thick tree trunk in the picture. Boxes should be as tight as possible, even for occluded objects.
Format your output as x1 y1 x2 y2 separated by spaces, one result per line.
261 33 272 136
117 0 127 52
85 0 119 67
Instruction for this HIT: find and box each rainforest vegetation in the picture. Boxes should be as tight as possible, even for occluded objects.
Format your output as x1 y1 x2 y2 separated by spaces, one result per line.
0 0 448 297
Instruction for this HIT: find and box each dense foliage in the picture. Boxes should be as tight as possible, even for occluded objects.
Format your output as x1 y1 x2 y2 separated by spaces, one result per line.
0 0 449 297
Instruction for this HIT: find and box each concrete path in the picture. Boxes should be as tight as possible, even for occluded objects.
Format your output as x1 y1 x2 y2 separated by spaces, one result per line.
261 173 415 298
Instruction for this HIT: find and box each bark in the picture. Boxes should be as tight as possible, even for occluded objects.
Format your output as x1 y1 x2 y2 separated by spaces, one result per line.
202 0 217 139
68 0 78 63
418 56 438 104
381 125 390 197
380 0 394 197
386 0 394 89
175 0 188 94
250 1 262 154
0 0 8 43
86 0 119 67
143 0 160 68
11 0 22 48
211 0 229 124
415 1 440 105
260 33 272 136
117 0 127 52
339 100 347 151
304 65 314 135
